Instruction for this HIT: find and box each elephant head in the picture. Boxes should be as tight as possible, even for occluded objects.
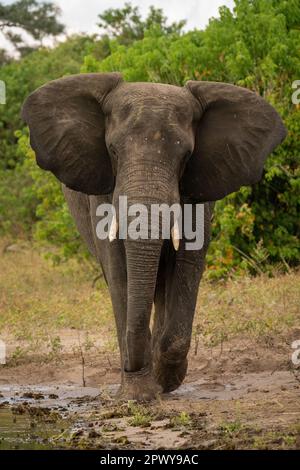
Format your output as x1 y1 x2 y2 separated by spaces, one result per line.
21 73 286 374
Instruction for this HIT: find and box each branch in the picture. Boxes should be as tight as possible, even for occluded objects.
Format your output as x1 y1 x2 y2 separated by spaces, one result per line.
0 21 19 30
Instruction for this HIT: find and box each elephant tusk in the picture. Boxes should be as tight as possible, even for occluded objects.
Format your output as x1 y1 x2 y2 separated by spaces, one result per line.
171 219 180 251
109 214 118 242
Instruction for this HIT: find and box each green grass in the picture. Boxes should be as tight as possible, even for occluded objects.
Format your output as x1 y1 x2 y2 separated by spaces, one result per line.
169 411 191 428
1 238 299 359
126 402 152 427
219 420 244 436
194 269 300 347
0 239 115 352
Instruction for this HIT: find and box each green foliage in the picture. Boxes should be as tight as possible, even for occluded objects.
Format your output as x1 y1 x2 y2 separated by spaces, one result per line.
82 30 206 84
83 0 300 278
169 412 192 428
207 108 300 279
15 131 89 262
200 0 300 109
128 403 152 427
84 0 299 95
0 35 94 170
0 161 37 238
0 0 299 276
0 34 99 259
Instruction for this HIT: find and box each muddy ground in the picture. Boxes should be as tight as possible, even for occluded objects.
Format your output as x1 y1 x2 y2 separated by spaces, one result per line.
1 328 300 450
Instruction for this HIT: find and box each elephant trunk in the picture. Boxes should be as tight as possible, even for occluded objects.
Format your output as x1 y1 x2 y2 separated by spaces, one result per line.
113 159 180 372
124 236 163 372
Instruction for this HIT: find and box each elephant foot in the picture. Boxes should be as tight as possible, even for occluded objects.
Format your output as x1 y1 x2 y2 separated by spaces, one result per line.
117 367 162 402
153 352 188 393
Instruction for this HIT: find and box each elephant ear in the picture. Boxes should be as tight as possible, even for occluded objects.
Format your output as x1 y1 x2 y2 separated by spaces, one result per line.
181 81 287 202
21 73 123 195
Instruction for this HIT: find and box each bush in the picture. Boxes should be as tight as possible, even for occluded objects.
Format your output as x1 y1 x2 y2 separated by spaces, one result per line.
0 35 94 170
80 0 299 278
1 0 299 277
15 131 89 262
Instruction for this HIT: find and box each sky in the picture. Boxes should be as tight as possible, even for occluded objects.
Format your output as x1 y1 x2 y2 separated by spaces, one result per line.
1 0 235 50
55 0 235 35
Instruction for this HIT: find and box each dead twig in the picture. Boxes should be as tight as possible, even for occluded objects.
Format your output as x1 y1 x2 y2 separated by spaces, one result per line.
77 332 86 388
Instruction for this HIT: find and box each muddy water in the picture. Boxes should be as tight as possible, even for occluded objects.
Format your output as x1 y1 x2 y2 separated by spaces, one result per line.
0 408 64 450
0 370 299 450
0 385 101 449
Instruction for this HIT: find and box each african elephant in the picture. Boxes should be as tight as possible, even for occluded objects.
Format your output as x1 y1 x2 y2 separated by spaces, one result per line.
21 73 286 401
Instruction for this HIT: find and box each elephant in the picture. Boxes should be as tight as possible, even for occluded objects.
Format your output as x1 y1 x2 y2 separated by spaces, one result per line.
21 73 286 401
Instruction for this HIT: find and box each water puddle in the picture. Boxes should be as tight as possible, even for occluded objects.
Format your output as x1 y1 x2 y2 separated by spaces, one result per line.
0 385 103 449
0 408 66 450
0 371 298 449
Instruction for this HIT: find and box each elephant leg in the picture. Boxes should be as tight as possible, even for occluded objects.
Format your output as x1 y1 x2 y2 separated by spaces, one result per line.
153 248 205 392
63 188 129 388
153 203 212 393
88 196 129 387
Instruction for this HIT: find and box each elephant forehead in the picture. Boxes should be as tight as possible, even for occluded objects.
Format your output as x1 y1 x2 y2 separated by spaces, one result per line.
122 81 182 98
111 82 194 122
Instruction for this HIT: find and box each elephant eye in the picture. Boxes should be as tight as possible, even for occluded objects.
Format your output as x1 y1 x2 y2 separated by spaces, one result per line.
109 145 118 159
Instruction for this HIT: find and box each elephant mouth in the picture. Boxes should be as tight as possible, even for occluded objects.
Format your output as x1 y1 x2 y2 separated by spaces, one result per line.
108 208 181 251
95 194 206 252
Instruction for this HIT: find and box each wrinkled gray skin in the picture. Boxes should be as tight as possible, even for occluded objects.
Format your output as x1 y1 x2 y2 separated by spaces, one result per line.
22 73 286 401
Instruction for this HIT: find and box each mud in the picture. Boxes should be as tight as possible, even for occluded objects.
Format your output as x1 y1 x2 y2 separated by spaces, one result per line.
0 330 300 449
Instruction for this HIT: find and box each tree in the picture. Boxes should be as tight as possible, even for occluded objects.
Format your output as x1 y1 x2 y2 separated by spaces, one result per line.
81 0 300 275
0 0 64 56
0 47 10 65
0 34 93 170
1 0 299 274
98 2 186 45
